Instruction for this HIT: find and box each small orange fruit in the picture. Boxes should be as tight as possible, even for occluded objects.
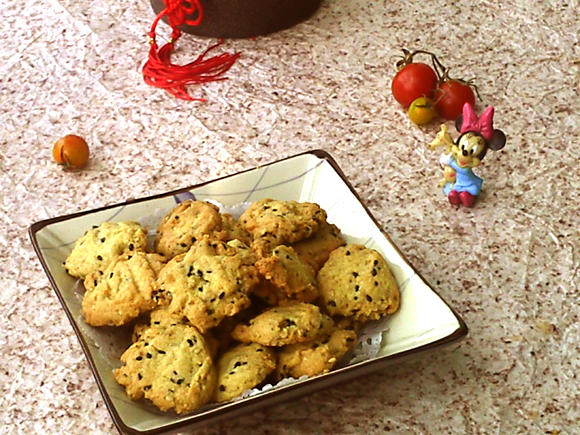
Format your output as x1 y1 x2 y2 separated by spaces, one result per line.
407 96 436 125
53 134 90 168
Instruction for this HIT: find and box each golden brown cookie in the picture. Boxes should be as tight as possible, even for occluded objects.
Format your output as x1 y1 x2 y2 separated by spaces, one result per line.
240 199 327 257
219 213 252 245
231 303 333 347
114 323 216 414
155 239 259 332
155 200 223 259
292 222 346 271
251 280 288 306
64 221 147 279
317 245 400 321
82 251 166 326
275 328 357 380
215 343 276 402
255 245 318 304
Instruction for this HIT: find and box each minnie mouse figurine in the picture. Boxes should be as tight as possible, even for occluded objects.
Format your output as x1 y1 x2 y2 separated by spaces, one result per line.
429 103 506 207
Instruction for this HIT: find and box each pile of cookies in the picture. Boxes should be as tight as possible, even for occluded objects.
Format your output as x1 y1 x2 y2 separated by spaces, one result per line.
64 199 400 414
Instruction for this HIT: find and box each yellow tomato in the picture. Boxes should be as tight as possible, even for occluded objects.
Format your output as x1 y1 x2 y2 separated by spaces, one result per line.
53 135 90 168
407 97 436 125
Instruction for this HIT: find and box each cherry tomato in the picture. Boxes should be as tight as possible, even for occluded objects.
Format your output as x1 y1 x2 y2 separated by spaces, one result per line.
391 62 438 107
53 134 90 168
434 80 475 120
408 97 436 125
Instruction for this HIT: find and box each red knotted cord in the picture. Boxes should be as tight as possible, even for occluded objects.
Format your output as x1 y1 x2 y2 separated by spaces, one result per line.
143 0 240 101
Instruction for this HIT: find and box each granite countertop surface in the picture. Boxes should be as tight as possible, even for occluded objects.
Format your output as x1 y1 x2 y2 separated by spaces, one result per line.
1 0 578 434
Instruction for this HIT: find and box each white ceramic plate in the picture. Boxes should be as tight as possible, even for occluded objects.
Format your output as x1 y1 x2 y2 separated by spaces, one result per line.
30 150 467 434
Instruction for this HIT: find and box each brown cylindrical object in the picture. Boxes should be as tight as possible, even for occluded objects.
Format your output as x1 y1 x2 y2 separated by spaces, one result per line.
150 0 322 39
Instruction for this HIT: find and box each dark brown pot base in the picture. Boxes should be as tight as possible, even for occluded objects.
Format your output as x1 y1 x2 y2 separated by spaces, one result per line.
150 0 323 39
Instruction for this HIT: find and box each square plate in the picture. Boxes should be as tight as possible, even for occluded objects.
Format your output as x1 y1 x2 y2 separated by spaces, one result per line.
29 149 467 434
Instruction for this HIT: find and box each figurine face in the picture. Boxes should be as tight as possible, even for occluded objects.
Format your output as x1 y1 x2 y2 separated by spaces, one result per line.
453 132 487 168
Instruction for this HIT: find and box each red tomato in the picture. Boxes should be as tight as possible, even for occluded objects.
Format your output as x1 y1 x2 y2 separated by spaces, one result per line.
434 80 475 120
391 63 438 107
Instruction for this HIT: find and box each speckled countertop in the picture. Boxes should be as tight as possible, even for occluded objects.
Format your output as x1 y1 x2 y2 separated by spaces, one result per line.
1 0 579 434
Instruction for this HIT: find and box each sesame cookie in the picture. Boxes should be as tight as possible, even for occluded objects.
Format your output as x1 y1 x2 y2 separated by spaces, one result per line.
219 213 252 245
231 303 333 347
251 280 288 306
82 251 166 326
64 221 147 279
155 239 259 332
155 200 223 259
275 328 357 380
317 245 400 321
292 222 346 271
114 323 216 414
215 343 276 402
255 245 318 304
240 199 327 257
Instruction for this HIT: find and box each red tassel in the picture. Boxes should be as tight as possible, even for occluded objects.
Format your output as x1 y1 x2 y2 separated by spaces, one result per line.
143 0 240 101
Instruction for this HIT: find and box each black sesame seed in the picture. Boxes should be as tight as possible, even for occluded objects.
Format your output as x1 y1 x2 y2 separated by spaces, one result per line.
128 243 134 250
174 216 179 220
187 339 194 346
352 272 358 277
366 295 373 302
374 281 378 286
176 379 184 385
96 255 103 261
198 287 203 292
157 350 166 354
280 319 297 328
372 269 377 276
346 250 351 256
191 237 197 243
153 321 160 325
138 373 142 380
180 243 187 248
256 348 264 352
100 237 106 243
144 385 151 391
109 273 114 278
93 280 97 286
354 296 358 300
219 385 226 392
146 353 152 359
373 259 379 266
197 270 203 277
233 361 242 368
354 285 360 291
218 292 225 299
136 356 143 361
